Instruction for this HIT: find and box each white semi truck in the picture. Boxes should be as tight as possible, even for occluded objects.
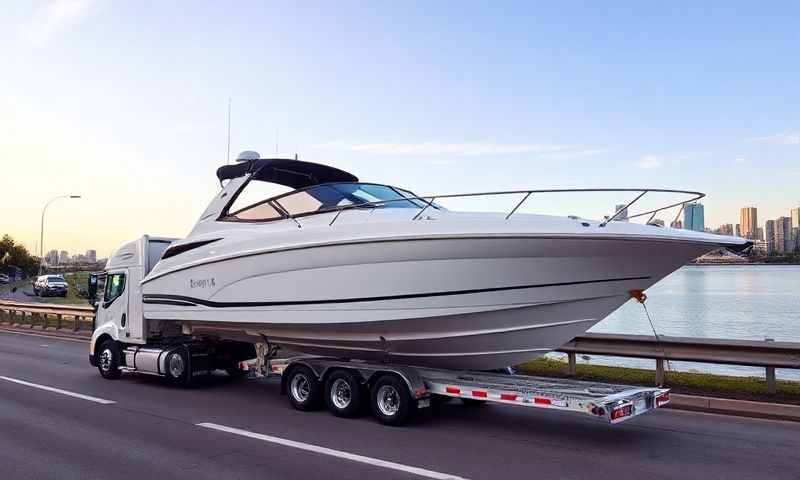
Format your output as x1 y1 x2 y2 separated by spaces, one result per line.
89 235 670 426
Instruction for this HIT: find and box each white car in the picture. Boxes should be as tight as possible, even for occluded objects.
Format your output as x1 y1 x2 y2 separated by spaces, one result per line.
33 275 69 297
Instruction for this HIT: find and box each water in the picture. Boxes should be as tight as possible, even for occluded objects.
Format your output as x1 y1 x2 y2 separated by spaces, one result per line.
564 265 800 380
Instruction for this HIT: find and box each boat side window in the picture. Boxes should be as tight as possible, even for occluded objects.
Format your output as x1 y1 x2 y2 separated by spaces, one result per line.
226 179 293 221
231 201 284 221
103 272 126 307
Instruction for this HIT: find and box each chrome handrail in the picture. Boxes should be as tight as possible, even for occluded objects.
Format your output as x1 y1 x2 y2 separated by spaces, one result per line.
298 187 705 227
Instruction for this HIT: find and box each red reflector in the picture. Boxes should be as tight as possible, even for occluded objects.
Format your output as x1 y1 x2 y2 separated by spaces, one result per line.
656 393 670 406
611 405 633 420
472 390 488 398
533 397 552 405
500 393 517 401
446 386 460 394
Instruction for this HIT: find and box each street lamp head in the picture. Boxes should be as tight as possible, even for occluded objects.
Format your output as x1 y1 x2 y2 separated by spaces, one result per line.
70 195 81 199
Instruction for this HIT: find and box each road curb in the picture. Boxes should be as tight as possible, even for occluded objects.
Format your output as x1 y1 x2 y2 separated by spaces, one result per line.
667 393 800 422
0 325 90 341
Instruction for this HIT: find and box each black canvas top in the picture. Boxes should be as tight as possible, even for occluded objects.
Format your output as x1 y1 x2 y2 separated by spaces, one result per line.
216 158 358 189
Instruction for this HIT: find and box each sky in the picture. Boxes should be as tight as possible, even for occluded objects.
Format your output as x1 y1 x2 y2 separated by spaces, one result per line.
1 1 798 258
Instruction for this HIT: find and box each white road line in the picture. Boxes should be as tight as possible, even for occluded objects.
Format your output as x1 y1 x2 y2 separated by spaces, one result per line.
0 376 116 404
197 422 468 480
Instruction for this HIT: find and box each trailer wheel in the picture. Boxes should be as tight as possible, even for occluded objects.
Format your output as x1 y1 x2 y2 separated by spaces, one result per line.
324 370 363 418
286 365 322 411
370 374 415 426
165 348 193 387
97 339 121 380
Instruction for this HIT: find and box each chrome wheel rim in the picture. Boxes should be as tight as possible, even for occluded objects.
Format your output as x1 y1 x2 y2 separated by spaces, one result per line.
330 378 352 409
100 349 113 372
376 385 400 416
291 373 311 403
168 353 185 378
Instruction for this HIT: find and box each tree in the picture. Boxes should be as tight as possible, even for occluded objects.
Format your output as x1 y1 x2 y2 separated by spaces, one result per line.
0 235 40 278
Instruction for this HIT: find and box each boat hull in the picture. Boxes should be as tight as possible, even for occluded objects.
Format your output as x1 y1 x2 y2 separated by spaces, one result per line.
142 234 716 369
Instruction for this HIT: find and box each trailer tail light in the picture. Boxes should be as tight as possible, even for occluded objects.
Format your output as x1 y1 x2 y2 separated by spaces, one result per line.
656 392 670 407
611 404 633 421
414 387 427 398
445 386 460 395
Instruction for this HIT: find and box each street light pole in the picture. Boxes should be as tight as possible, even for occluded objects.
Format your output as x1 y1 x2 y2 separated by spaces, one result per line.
39 195 81 274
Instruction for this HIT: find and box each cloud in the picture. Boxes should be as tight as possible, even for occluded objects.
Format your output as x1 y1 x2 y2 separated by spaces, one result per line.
635 154 662 169
311 140 600 157
750 133 800 145
19 0 92 46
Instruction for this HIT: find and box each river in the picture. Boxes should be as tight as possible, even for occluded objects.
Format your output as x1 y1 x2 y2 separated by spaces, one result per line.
574 265 800 380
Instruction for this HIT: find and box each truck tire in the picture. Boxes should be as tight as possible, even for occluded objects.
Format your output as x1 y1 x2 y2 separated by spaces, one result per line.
165 347 193 387
97 339 122 380
324 370 363 418
286 365 322 411
370 374 415 426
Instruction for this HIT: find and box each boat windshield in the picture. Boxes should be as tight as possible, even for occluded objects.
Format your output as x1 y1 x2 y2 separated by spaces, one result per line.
227 182 430 222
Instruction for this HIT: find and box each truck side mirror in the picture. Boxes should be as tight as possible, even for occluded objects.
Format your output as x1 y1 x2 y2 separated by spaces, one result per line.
87 274 98 306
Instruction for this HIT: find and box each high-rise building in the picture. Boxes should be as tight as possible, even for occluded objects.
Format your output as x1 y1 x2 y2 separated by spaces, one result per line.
757 227 764 241
775 217 791 254
765 220 776 254
613 204 629 222
735 224 741 237
740 207 758 240
683 202 705 232
716 223 734 235
59 250 69 264
86 250 97 263
46 250 59 265
791 207 800 230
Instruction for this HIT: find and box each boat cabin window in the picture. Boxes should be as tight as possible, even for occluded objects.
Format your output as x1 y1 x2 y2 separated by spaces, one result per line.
225 181 428 222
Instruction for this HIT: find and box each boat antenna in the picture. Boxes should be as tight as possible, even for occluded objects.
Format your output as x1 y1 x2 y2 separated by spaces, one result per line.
226 97 232 165
275 128 279 156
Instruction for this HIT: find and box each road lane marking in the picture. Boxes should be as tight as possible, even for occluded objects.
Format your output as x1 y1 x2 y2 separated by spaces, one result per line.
197 422 468 480
0 376 115 404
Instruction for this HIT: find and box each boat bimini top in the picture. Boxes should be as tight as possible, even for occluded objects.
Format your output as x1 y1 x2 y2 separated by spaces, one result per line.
216 157 358 189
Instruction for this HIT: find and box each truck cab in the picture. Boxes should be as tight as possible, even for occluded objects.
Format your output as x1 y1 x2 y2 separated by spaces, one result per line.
89 236 175 365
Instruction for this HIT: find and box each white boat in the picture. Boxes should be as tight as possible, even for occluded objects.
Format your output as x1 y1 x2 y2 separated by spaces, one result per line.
139 153 749 369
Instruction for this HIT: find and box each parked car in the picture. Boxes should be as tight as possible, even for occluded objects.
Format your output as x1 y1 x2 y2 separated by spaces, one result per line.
0 273 9 284
33 275 69 297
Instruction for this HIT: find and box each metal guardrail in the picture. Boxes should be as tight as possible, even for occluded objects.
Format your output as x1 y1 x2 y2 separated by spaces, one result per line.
558 333 800 394
0 300 94 333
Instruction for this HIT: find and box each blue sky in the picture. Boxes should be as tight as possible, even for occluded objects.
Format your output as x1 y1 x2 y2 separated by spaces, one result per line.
1 1 798 256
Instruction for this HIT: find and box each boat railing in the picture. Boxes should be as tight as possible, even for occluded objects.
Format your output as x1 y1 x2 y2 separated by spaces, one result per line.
322 188 705 227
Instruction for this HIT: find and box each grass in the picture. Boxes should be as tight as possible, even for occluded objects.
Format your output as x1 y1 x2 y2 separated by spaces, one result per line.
516 357 800 405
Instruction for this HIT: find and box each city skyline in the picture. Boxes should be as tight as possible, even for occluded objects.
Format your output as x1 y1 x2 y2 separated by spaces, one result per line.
2 2 800 256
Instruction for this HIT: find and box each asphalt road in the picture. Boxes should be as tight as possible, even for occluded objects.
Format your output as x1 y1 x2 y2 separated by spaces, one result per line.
1 330 798 480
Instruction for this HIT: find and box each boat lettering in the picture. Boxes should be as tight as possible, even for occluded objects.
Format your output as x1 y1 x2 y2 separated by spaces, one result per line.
190 278 216 289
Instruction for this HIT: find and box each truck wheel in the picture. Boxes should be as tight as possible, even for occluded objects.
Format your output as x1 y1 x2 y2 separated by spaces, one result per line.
287 365 322 411
370 374 415 426
324 370 363 418
97 339 122 379
165 348 193 387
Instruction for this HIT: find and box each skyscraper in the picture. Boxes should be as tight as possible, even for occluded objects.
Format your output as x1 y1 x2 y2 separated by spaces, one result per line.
791 207 800 230
59 250 70 265
683 202 704 232
740 207 758 240
735 224 741 237
775 217 791 254
86 250 97 263
765 220 775 254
